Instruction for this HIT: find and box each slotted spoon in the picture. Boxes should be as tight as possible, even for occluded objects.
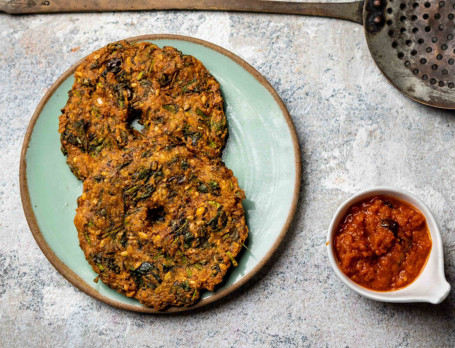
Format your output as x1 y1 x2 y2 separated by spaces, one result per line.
2 0 455 108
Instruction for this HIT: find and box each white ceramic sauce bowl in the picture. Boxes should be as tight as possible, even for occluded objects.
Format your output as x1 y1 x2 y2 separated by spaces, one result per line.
327 187 451 304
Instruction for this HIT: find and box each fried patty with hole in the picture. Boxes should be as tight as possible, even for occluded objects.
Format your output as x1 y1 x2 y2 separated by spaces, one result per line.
59 41 227 180
74 140 248 310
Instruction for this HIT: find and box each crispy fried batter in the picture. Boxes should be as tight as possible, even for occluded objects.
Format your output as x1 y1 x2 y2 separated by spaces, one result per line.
74 140 248 310
59 41 142 180
62 41 245 309
59 41 227 180
130 45 227 158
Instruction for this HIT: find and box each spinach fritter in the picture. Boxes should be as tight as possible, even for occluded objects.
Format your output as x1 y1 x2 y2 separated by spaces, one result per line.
59 41 227 180
59 41 142 180
130 45 227 158
74 140 248 310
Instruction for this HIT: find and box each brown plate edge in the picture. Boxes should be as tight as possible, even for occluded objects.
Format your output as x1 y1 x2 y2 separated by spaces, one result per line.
19 34 302 314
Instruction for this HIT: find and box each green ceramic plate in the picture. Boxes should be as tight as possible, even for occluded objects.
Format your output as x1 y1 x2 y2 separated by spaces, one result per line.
20 35 301 313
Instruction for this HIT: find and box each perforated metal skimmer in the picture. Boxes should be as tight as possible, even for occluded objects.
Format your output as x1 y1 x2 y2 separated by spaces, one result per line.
364 0 455 108
1 0 454 108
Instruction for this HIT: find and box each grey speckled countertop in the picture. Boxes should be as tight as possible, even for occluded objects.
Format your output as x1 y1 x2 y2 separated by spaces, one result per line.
1 5 454 347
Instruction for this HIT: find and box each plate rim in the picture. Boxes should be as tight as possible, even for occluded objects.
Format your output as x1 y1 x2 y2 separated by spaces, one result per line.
19 34 302 313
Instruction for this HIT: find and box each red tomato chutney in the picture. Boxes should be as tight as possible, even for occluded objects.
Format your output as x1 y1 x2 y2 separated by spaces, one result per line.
334 196 432 291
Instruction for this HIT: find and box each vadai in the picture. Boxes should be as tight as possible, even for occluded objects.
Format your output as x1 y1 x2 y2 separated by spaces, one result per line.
59 41 142 180
74 140 248 309
130 44 227 158
59 41 227 180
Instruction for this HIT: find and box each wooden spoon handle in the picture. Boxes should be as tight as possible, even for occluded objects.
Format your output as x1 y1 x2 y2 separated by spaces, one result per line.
0 0 363 24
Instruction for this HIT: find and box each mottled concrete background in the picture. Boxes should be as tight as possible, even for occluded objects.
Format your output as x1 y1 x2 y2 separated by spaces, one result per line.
1 5 454 347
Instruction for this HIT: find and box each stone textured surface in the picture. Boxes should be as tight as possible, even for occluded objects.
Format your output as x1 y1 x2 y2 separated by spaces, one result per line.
1 6 454 348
